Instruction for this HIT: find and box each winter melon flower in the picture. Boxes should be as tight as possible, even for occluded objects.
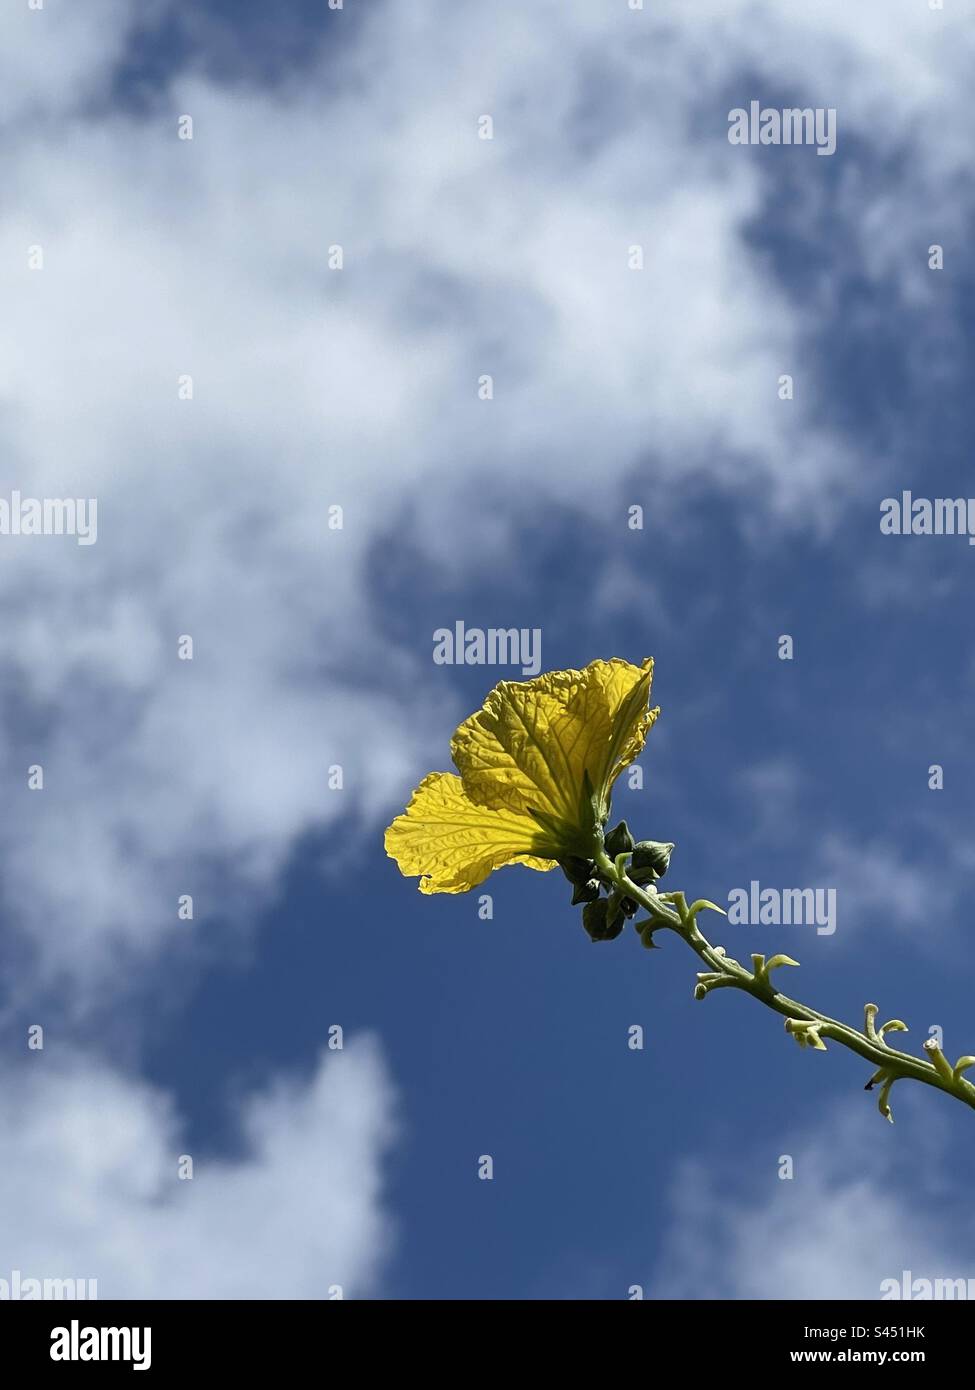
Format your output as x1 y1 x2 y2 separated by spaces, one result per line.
384 658 658 894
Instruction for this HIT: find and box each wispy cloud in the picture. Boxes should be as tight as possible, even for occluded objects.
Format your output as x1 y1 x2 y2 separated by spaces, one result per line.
651 1100 970 1299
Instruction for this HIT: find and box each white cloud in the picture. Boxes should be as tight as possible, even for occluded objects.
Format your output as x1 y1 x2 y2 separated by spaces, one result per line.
651 1103 970 1299
817 833 951 945
738 758 804 842
0 0 153 123
0 1036 395 1299
0 0 971 999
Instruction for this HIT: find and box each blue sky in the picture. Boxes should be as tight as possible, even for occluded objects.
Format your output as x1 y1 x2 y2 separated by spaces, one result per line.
1 0 974 1300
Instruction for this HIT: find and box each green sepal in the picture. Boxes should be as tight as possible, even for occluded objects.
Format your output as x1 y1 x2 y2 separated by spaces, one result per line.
579 769 606 832
527 805 595 858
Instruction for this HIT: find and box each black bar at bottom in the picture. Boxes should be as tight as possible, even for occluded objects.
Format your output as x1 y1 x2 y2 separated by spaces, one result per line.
1 1298 967 1373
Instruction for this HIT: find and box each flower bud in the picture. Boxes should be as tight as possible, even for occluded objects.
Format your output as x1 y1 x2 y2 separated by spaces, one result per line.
630 840 674 881
603 821 634 857
582 897 624 942
571 878 601 905
559 856 596 886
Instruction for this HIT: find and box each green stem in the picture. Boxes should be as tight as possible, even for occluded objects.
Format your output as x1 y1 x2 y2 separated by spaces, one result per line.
593 849 975 1119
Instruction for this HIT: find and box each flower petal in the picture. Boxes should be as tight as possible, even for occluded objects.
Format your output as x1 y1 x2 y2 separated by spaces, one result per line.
588 657 659 799
450 657 658 826
384 771 557 894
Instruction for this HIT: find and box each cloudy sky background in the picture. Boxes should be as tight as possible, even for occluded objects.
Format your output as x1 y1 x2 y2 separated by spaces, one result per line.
1 0 974 1298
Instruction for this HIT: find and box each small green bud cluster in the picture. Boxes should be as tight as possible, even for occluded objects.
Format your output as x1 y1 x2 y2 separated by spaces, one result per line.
560 823 675 943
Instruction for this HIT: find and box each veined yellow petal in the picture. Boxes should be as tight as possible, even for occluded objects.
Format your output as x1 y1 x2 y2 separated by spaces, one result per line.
450 657 658 826
384 771 557 894
582 657 659 799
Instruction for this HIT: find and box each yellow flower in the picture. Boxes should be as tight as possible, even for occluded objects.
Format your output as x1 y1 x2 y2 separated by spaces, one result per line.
384 658 659 894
